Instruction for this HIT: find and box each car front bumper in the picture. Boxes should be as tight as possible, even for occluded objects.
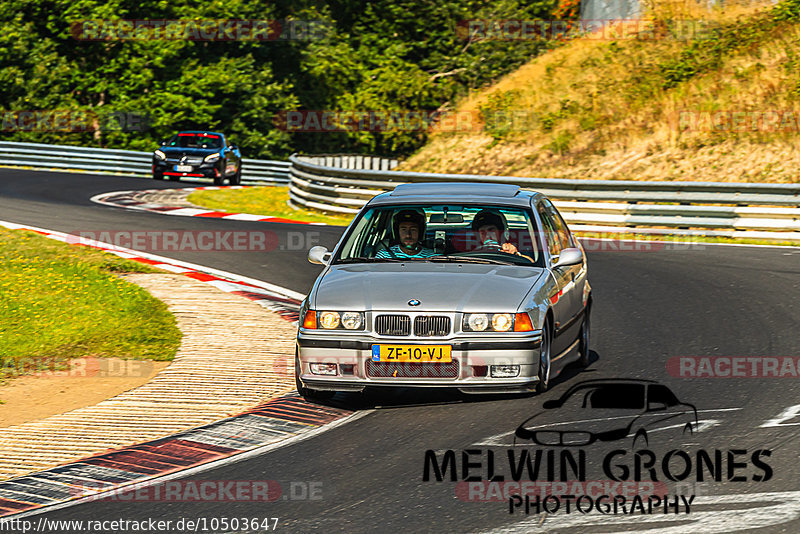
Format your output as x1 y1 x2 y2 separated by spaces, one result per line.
153 159 220 179
296 331 543 394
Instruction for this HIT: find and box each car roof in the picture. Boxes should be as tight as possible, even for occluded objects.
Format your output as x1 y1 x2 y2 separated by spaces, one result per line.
368 182 543 207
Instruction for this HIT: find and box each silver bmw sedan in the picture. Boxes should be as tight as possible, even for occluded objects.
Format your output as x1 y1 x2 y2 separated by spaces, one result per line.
295 182 592 400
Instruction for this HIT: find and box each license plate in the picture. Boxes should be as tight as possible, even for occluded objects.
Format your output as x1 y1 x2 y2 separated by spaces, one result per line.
175 165 193 172
371 345 451 363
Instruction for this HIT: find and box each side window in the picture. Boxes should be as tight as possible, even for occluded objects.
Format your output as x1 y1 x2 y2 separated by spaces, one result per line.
537 203 561 258
648 385 680 407
543 200 572 250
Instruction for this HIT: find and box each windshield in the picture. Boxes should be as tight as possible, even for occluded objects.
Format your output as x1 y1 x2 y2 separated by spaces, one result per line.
167 133 223 149
334 204 544 267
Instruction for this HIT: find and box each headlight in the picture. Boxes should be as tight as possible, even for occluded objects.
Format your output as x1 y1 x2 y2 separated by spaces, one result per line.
341 312 362 330
319 311 340 329
492 313 513 332
154 150 166 160
463 313 521 332
314 311 365 330
466 313 489 332
204 153 221 163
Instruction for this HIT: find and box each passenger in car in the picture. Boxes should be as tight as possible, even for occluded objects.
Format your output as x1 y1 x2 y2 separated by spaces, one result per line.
375 209 437 259
471 209 535 263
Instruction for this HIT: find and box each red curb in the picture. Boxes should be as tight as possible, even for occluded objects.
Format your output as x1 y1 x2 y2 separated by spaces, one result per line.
93 186 329 227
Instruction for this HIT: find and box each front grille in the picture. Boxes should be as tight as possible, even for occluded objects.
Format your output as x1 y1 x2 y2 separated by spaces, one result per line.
166 156 204 164
375 315 410 336
366 359 459 379
414 316 450 337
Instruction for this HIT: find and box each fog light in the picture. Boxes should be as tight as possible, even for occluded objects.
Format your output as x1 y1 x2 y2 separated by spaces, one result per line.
310 363 338 375
490 365 520 378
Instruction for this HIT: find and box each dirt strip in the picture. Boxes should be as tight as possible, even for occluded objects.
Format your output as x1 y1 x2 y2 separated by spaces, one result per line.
0 273 297 480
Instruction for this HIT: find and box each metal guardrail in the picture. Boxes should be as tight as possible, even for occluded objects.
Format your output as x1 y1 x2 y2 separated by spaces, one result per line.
0 141 291 184
289 154 800 241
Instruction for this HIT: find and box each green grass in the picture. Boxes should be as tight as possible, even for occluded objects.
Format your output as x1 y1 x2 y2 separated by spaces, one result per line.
188 186 354 226
0 228 181 380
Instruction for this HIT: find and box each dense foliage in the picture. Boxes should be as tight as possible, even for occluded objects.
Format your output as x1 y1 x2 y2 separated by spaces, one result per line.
0 0 555 158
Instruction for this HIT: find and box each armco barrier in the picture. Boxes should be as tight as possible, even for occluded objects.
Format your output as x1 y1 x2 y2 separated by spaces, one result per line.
0 141 290 184
289 154 800 241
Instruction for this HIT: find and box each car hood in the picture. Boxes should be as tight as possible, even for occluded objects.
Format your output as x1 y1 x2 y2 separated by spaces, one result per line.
313 262 544 312
158 147 220 157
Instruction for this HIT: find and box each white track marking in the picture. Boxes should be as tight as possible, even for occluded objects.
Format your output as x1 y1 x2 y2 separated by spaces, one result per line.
760 405 800 427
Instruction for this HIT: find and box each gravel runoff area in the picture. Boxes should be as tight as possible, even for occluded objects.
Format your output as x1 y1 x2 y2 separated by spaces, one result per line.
0 273 298 481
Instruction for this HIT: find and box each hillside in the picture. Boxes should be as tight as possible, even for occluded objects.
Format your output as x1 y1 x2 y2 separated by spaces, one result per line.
402 0 800 182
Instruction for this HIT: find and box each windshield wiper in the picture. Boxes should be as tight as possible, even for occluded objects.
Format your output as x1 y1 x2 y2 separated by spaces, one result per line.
427 255 517 266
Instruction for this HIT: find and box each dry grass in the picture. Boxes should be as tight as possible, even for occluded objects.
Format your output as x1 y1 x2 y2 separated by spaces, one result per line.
403 0 800 182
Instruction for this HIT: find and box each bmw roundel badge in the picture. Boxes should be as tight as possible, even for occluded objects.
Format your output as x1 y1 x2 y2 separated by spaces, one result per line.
408 299 421 306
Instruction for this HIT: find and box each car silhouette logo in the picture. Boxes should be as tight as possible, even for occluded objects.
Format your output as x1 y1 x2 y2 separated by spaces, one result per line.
408 299 421 306
513 379 699 448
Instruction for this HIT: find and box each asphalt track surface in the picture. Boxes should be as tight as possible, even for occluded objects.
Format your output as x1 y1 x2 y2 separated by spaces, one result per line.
3 169 800 533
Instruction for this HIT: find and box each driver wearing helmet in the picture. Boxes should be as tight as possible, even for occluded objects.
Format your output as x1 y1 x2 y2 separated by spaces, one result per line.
375 209 436 259
472 209 534 261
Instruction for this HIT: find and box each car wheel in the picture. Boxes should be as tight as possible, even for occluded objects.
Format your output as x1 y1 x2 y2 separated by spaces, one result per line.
535 318 552 394
230 166 242 185
578 303 591 367
153 173 164 180
295 354 334 403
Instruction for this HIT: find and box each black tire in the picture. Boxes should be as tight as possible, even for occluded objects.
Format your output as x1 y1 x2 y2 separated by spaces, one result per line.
536 318 553 394
153 173 164 180
578 303 591 367
230 166 242 185
213 174 224 186
168 175 180 182
295 354 334 403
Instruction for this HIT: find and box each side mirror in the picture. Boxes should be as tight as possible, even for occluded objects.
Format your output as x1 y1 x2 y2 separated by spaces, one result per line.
160 139 167 145
552 247 583 269
308 246 331 266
